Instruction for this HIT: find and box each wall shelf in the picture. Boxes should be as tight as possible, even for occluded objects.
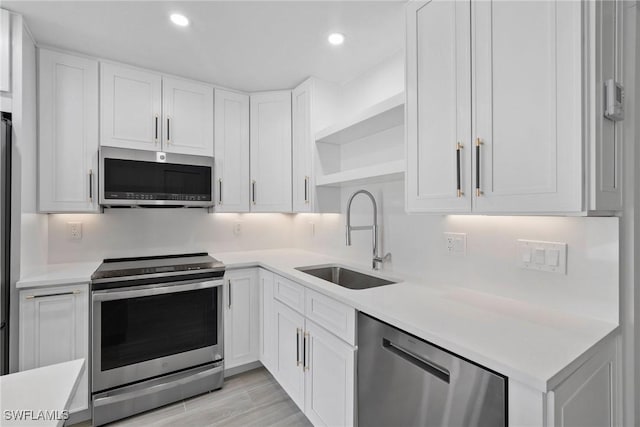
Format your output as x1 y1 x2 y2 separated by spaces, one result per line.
315 92 405 145
316 160 405 187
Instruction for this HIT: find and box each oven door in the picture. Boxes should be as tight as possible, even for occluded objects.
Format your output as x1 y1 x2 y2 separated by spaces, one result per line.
92 279 223 392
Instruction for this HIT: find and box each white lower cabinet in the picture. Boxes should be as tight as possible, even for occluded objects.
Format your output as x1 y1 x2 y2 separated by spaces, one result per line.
259 269 276 373
303 320 355 427
19 284 89 414
264 271 356 427
224 268 259 370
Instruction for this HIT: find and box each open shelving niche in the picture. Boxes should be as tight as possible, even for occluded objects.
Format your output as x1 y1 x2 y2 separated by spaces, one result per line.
314 92 405 188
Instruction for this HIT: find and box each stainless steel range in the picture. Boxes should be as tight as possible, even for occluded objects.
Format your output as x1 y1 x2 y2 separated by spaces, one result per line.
90 253 225 426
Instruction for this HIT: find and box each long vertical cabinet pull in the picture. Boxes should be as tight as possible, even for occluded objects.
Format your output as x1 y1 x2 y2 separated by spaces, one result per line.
475 138 482 197
166 117 171 144
218 179 223 205
154 115 159 144
296 328 301 366
303 332 310 371
304 176 309 204
89 169 93 202
252 180 256 205
455 143 463 197
227 280 232 309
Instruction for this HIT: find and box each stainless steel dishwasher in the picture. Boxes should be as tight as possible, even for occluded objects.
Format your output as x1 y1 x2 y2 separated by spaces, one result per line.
357 313 507 427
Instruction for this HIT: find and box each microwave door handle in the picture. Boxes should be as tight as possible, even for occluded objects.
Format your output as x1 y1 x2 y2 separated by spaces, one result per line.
93 280 222 302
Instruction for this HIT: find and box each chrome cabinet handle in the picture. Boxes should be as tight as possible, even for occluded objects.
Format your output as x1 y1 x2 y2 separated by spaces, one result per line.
303 332 310 371
218 178 223 205
25 290 81 299
382 338 450 384
475 138 482 197
89 169 93 202
166 117 171 144
304 176 309 204
227 280 231 308
154 115 159 144
456 143 463 198
252 180 256 205
296 328 301 366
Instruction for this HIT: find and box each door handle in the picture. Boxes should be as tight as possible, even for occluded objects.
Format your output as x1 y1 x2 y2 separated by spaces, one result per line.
382 338 450 383
166 117 171 144
456 143 463 198
304 176 309 203
154 115 159 144
252 180 256 205
475 138 482 197
218 178 223 204
227 280 231 308
89 169 93 202
296 328 301 366
303 332 310 371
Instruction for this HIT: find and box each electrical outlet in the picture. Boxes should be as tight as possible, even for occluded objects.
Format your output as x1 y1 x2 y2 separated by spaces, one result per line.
444 232 466 256
233 222 242 236
67 222 82 240
517 239 567 274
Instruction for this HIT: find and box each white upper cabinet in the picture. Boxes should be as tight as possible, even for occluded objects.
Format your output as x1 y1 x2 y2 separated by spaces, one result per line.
406 0 622 215
162 77 213 156
472 0 581 213
0 9 10 93
101 63 214 156
250 91 292 212
292 80 312 212
406 0 471 213
214 89 250 212
38 49 99 213
100 63 162 151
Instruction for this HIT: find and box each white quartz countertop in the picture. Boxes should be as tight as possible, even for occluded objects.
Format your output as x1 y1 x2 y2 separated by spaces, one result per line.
213 249 618 392
15 249 618 393
17 262 100 288
0 359 84 427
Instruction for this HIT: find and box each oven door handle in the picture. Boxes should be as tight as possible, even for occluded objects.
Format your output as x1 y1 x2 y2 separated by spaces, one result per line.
93 280 223 302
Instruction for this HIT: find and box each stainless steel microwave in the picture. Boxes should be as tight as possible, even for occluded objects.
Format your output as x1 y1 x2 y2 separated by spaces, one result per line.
99 147 214 207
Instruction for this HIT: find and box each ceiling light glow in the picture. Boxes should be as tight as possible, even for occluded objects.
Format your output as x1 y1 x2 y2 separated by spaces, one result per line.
328 33 345 46
170 13 189 27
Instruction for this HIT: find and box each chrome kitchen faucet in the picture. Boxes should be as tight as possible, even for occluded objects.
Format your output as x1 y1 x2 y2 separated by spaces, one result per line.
345 189 391 270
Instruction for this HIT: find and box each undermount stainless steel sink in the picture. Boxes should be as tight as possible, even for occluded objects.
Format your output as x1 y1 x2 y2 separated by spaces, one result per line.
295 265 397 290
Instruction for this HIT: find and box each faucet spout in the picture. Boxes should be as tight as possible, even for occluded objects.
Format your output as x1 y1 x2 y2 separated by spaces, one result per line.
345 189 389 270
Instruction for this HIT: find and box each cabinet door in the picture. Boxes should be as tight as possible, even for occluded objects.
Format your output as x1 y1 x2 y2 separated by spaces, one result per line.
0 9 10 92
274 300 305 410
224 269 259 370
38 49 99 213
406 0 472 213
472 1 582 213
304 320 355 427
249 91 292 212
259 269 276 373
292 80 313 212
163 77 213 156
19 284 89 413
100 63 162 151
214 89 250 212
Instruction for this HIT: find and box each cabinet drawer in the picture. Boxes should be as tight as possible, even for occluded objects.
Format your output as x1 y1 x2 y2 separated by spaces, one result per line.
274 275 305 314
305 288 355 345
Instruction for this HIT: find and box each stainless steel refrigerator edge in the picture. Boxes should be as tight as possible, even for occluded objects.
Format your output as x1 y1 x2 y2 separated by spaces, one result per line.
0 113 12 375
357 312 507 427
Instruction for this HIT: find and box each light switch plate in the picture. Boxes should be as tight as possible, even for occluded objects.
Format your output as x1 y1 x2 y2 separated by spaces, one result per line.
444 232 466 256
517 239 567 274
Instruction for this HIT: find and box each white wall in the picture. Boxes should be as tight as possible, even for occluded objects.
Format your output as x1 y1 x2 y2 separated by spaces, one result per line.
47 210 293 263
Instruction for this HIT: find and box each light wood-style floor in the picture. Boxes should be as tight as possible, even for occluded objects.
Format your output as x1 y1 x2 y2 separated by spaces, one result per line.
77 368 312 427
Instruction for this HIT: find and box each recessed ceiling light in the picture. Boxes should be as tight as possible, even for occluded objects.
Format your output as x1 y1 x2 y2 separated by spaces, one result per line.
170 13 189 27
328 33 345 46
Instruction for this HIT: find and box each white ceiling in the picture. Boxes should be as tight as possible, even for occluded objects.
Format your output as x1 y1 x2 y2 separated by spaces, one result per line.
4 1 406 92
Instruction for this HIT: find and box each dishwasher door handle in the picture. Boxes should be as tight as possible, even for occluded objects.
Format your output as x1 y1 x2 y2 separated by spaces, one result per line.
382 338 450 384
